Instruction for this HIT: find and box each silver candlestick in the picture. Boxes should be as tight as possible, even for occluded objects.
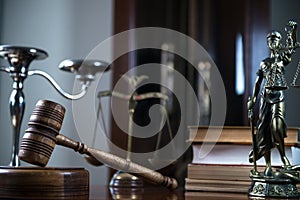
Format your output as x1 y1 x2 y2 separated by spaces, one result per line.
0 45 109 166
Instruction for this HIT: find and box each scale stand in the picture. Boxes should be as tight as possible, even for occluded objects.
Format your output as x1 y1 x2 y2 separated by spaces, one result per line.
94 76 172 190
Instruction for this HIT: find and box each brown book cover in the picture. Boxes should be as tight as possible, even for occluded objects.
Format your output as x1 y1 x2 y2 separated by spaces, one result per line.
188 126 300 146
187 163 263 181
185 178 250 193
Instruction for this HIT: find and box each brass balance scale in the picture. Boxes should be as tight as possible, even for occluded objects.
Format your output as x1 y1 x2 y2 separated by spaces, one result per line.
94 75 175 185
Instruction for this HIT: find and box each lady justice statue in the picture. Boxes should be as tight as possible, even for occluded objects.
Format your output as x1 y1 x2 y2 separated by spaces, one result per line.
247 20 300 198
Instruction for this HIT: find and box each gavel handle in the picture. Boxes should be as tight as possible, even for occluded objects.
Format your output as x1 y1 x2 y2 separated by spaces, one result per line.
56 134 178 190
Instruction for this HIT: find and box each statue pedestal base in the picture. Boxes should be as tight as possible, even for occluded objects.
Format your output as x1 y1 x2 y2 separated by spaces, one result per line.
249 174 299 198
0 166 89 199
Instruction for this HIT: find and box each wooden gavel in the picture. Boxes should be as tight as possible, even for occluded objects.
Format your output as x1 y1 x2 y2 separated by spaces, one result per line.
18 99 178 190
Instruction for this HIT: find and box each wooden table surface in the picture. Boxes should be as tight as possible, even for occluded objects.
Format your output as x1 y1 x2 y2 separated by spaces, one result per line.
90 185 250 200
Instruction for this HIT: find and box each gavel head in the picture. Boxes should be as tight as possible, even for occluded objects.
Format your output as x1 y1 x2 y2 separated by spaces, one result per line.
18 99 65 167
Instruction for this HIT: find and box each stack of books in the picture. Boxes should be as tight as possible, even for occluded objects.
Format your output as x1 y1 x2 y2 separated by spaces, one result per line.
185 126 300 193
185 163 263 193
